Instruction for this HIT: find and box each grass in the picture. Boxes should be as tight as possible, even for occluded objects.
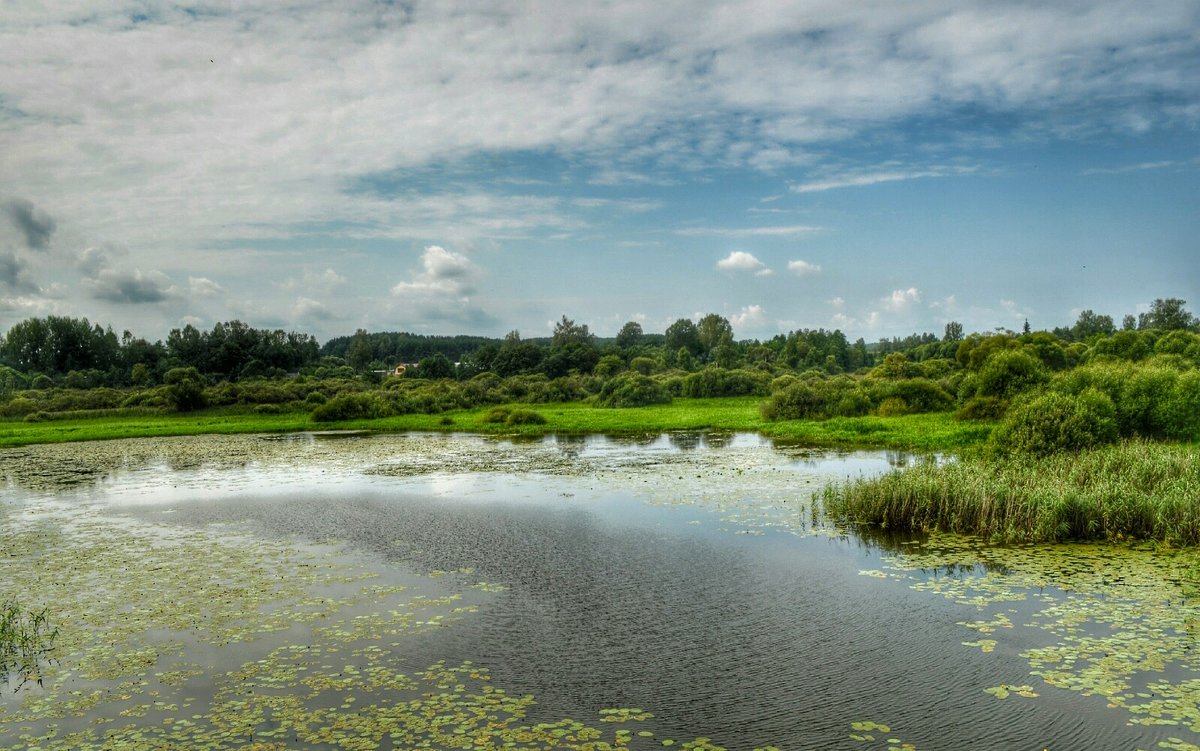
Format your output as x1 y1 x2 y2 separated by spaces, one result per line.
1 598 58 690
0 397 996 452
822 439 1200 544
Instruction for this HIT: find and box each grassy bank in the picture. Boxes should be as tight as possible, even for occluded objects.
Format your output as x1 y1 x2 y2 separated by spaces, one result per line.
822 440 1200 544
0 398 994 451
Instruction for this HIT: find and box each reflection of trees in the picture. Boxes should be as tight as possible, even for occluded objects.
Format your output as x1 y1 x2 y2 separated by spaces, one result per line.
554 434 587 459
666 432 701 451
702 431 734 449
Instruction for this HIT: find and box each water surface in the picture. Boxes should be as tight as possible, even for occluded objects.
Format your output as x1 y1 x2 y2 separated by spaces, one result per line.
2 432 1198 750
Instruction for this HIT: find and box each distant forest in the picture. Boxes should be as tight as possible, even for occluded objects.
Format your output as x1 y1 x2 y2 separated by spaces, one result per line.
0 298 1196 391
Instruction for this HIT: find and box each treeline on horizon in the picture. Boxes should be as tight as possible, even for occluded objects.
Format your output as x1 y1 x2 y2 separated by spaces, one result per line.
2 299 1196 389
0 298 1197 445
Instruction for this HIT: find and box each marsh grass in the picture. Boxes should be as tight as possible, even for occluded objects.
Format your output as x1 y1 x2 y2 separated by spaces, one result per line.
0 598 58 690
823 440 1200 544
0 400 994 451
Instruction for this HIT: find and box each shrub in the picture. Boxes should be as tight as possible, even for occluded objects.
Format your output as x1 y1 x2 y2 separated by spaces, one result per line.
0 397 40 418
1154 371 1200 440
164 367 207 412
680 368 770 398
989 389 1118 457
875 397 910 417
761 382 824 421
481 407 512 423
597 373 671 407
505 408 547 425
882 378 954 413
974 350 1048 399
955 395 1008 421
311 392 388 422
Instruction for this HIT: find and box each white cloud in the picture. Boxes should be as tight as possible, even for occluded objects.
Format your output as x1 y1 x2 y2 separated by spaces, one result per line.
791 165 977 193
292 296 335 321
717 251 771 276
882 287 922 312
189 277 225 297
787 259 821 277
678 225 822 237
828 296 845 308
730 304 767 329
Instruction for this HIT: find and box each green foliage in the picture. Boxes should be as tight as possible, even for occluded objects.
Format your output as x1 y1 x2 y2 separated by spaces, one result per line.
1090 329 1153 361
1 597 58 691
416 352 455 379
311 392 389 422
824 441 1200 543
972 349 1048 399
680 368 770 398
761 377 871 420
597 372 672 408
504 408 547 425
878 378 955 413
989 389 1119 457
163 367 207 412
955 395 1008 421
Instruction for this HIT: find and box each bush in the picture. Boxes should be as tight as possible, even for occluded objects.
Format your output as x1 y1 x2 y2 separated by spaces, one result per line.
761 382 824 421
505 408 547 425
875 397 911 417
680 368 770 398
481 407 513 423
973 350 1048 399
955 395 1008 421
311 393 388 422
1154 371 1200 440
164 367 207 412
881 378 954 413
597 373 671 407
989 389 1119 457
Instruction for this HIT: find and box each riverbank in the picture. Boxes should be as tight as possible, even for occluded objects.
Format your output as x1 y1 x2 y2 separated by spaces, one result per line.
0 397 993 451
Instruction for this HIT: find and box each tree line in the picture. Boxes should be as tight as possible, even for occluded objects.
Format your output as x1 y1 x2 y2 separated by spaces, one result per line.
0 299 1195 397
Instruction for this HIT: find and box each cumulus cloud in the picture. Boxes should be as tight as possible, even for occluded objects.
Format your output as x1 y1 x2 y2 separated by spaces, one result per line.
189 277 225 297
882 287 922 312
292 296 335 321
717 251 772 276
84 269 177 304
389 245 494 327
787 259 821 277
730 304 767 329
1 198 56 250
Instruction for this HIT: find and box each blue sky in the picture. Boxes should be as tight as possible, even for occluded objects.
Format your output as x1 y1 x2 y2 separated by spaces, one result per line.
1 1 1197 344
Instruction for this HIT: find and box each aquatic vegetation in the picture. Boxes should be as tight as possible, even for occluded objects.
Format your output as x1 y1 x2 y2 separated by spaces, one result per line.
861 533 1200 742
823 440 1200 543
0 599 58 691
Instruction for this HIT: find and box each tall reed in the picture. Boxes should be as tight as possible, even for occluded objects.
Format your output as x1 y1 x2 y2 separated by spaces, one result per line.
821 440 1200 544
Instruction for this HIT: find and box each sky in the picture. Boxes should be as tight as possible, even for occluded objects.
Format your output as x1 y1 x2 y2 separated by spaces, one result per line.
1 1 1197 345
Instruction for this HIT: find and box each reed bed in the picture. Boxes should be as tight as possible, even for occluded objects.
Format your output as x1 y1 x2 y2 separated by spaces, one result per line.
822 440 1200 544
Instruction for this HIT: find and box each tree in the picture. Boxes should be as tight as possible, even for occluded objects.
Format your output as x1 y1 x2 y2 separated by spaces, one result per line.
416 352 455 379
347 329 372 372
615 321 644 350
1071 310 1115 341
1138 298 1196 331
551 316 593 349
943 321 964 343
664 318 701 357
696 314 733 357
1122 314 1137 331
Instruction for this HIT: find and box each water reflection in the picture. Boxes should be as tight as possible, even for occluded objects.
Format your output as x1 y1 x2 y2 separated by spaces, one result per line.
1 432 1195 750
